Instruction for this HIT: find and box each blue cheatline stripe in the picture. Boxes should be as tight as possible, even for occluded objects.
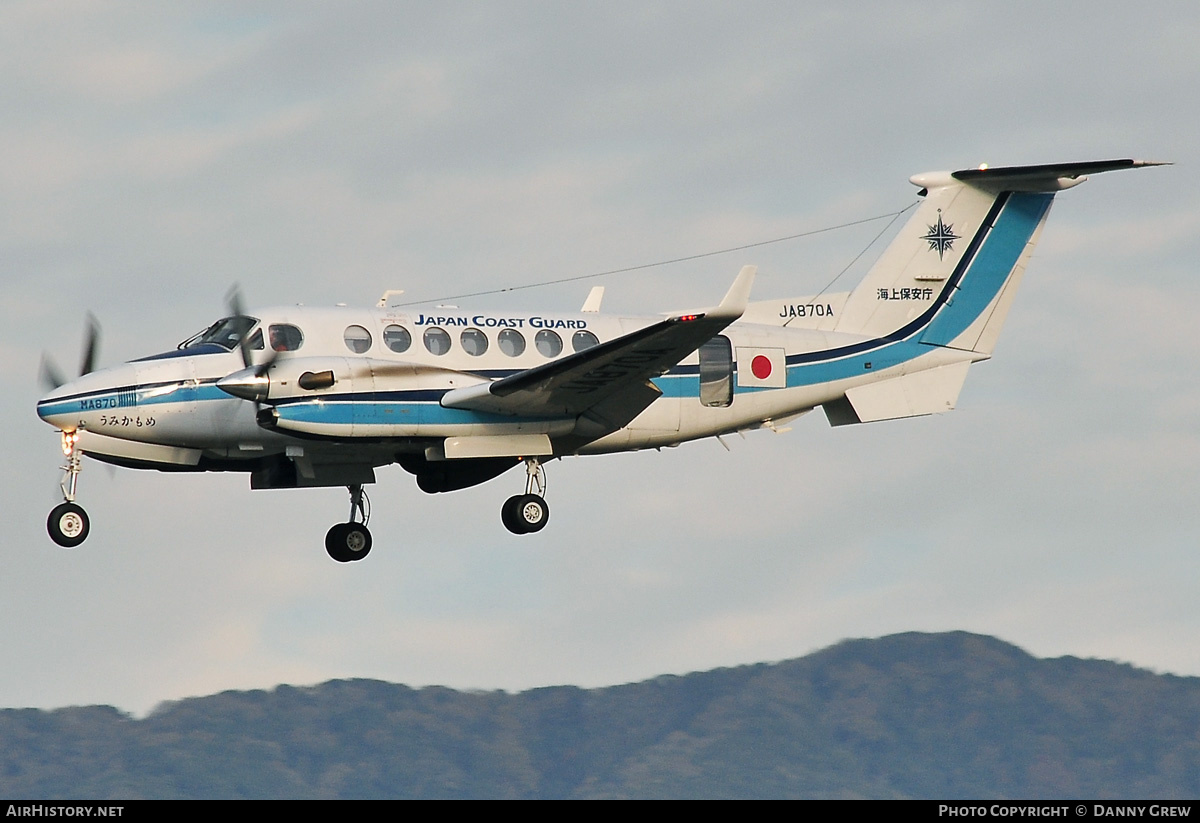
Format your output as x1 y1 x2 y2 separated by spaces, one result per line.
36 380 229 418
919 192 1053 346
275 400 560 427
655 375 699 398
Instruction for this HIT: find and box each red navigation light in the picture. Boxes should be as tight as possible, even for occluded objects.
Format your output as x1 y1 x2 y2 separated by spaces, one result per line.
678 314 700 322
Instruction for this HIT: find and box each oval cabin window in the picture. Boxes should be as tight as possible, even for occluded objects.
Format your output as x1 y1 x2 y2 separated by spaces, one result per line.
535 329 562 358
423 327 451 356
383 324 411 353
460 328 488 356
343 325 372 354
498 329 525 357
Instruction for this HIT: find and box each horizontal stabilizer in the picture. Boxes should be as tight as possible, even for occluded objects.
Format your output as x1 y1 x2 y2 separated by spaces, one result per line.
837 158 1168 346
823 361 971 426
952 158 1169 183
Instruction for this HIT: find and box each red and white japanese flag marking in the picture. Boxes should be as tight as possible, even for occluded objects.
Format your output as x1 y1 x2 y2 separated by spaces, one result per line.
736 347 787 388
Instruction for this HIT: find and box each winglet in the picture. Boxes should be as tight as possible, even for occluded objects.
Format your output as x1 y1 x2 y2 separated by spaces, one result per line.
708 265 756 320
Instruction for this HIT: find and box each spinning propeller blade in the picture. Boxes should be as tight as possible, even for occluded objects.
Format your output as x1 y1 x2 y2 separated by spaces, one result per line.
217 285 278 414
225 285 253 371
40 315 103 390
79 313 100 376
39 356 67 391
254 348 279 378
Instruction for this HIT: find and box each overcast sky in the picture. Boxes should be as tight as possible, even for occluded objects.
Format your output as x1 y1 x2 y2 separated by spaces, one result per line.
3 1 1197 716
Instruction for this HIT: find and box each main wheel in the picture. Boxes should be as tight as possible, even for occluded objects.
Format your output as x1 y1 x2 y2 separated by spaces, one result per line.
48 503 90 548
516 496 552 535
325 522 373 562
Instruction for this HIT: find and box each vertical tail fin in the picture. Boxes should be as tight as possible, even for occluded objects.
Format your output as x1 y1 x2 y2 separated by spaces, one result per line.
835 159 1165 354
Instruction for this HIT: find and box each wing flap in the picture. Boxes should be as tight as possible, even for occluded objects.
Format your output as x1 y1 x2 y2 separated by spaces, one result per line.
441 433 553 459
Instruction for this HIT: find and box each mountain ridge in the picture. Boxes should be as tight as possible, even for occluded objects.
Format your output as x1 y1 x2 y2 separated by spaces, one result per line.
4 631 1196 799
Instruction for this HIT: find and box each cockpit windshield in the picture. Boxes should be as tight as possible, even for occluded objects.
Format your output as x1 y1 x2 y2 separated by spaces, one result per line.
177 316 259 351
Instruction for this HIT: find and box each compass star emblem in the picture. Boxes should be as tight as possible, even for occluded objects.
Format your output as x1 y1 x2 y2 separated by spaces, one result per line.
921 211 960 260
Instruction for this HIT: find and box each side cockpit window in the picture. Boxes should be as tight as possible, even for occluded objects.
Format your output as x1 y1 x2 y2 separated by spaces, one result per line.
269 324 304 352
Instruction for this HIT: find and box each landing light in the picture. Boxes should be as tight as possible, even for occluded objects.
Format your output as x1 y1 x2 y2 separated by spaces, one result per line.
61 430 80 456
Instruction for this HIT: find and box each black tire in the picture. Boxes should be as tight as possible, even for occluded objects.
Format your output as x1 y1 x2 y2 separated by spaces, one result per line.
516 494 549 533
325 523 350 561
326 522 372 562
501 495 527 534
48 503 90 548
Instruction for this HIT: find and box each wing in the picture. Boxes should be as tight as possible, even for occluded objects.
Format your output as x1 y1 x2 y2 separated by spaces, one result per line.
441 266 756 425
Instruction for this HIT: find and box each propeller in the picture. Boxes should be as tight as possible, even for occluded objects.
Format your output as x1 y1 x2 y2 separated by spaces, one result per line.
217 286 279 416
39 313 115 483
40 313 101 391
225 285 256 373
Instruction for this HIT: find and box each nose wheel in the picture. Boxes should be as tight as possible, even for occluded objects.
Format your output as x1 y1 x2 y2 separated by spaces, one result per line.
47 431 90 548
326 484 372 562
48 502 90 548
501 457 550 534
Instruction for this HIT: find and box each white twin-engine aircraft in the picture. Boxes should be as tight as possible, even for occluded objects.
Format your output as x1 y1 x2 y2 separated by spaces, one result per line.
37 159 1162 561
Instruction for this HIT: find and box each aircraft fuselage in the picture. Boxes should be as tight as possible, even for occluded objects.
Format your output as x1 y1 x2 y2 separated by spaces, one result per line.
35 158 1166 554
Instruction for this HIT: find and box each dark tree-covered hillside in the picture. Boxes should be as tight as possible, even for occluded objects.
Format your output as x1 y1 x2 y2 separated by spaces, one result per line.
3 632 1198 799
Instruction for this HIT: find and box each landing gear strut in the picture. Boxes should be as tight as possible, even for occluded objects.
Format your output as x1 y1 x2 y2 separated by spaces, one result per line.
47 431 90 548
501 457 550 535
325 484 372 563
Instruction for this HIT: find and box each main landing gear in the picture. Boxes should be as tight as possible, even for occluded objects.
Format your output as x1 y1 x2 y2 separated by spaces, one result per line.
501 457 550 535
325 484 372 563
47 431 90 548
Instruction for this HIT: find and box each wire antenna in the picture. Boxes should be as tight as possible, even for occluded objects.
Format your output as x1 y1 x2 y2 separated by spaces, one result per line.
395 205 917 307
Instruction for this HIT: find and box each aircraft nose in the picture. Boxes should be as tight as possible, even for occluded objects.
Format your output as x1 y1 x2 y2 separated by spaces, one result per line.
35 364 140 428
37 382 77 426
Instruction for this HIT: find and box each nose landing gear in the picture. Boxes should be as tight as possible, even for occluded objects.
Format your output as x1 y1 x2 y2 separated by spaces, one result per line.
47 431 90 548
325 484 372 562
501 457 550 535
